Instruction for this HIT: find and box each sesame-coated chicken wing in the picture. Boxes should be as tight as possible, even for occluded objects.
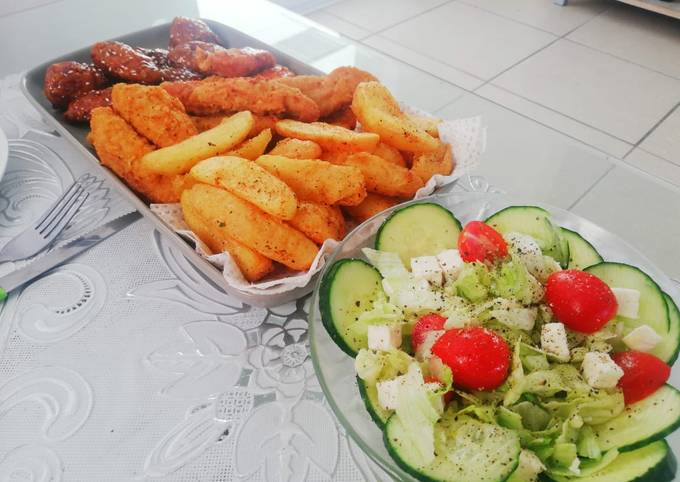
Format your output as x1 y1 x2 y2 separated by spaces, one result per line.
64 87 112 123
43 61 109 108
169 17 221 47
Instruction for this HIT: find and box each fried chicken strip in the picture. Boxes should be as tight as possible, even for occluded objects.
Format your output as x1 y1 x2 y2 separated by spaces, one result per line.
169 41 276 78
88 107 185 203
278 66 376 117
111 83 198 147
162 76 320 122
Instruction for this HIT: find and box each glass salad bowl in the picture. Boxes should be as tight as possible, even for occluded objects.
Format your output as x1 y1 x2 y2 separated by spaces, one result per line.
308 191 680 481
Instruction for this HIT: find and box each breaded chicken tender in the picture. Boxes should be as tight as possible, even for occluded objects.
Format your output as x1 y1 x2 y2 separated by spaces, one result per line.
169 41 276 78
161 76 320 122
111 83 198 147
88 107 184 203
278 66 376 117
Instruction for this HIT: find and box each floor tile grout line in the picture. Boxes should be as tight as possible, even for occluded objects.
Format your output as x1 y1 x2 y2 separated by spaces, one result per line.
558 2 612 39
307 9 372 39
567 164 616 210
454 0 604 37
361 33 485 86
436 90 624 160
564 37 680 83
473 35 561 94
338 35 482 94
637 146 680 169
477 83 635 146
631 101 680 150
322 0 455 40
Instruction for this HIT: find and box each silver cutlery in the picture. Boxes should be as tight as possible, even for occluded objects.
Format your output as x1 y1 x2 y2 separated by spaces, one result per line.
0 211 142 301
0 181 89 262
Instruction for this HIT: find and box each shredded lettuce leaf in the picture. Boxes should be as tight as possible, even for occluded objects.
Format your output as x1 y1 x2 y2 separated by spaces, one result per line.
354 348 412 385
394 363 442 466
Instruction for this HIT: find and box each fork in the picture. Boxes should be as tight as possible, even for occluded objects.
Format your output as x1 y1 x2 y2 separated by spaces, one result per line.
0 181 89 263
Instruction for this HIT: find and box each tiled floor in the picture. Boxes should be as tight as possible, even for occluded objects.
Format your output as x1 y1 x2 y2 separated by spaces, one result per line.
294 0 680 281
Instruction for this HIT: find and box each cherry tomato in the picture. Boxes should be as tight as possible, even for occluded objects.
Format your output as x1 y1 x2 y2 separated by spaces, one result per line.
411 313 447 351
545 270 618 334
431 327 510 391
457 221 508 263
424 376 454 404
612 351 670 405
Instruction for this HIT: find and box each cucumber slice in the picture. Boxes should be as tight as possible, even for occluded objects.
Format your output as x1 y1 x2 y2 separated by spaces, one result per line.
585 263 669 338
485 206 569 268
544 440 676 482
357 376 391 428
653 293 680 364
594 384 680 452
375 203 461 265
319 259 383 357
561 228 603 270
385 414 521 482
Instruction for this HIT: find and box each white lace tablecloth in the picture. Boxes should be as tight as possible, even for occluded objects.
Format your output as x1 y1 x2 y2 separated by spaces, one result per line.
0 74 405 482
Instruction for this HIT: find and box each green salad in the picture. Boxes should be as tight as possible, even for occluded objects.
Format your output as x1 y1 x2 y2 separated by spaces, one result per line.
319 203 680 482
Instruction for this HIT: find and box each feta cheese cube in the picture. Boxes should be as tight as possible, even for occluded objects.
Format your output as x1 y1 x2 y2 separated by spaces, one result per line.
612 287 641 319
410 256 444 285
367 324 402 351
415 330 445 361
541 323 570 362
582 352 624 389
376 367 446 412
436 249 464 281
376 376 404 410
623 325 663 352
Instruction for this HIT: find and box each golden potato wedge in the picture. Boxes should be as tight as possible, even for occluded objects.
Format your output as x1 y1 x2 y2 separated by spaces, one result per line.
226 129 272 160
189 155 298 220
344 193 400 223
372 142 406 167
336 152 424 198
182 199 274 282
182 184 318 270
191 113 278 138
352 81 438 152
408 113 441 138
140 111 254 175
275 119 379 153
269 138 322 159
287 202 346 244
255 155 366 206
411 141 455 181
320 150 349 165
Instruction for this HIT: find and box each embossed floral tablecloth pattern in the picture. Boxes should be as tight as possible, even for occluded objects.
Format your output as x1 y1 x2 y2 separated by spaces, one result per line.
0 74 394 481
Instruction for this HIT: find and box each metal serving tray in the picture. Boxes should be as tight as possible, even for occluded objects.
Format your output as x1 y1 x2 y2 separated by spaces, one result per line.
22 20 324 307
